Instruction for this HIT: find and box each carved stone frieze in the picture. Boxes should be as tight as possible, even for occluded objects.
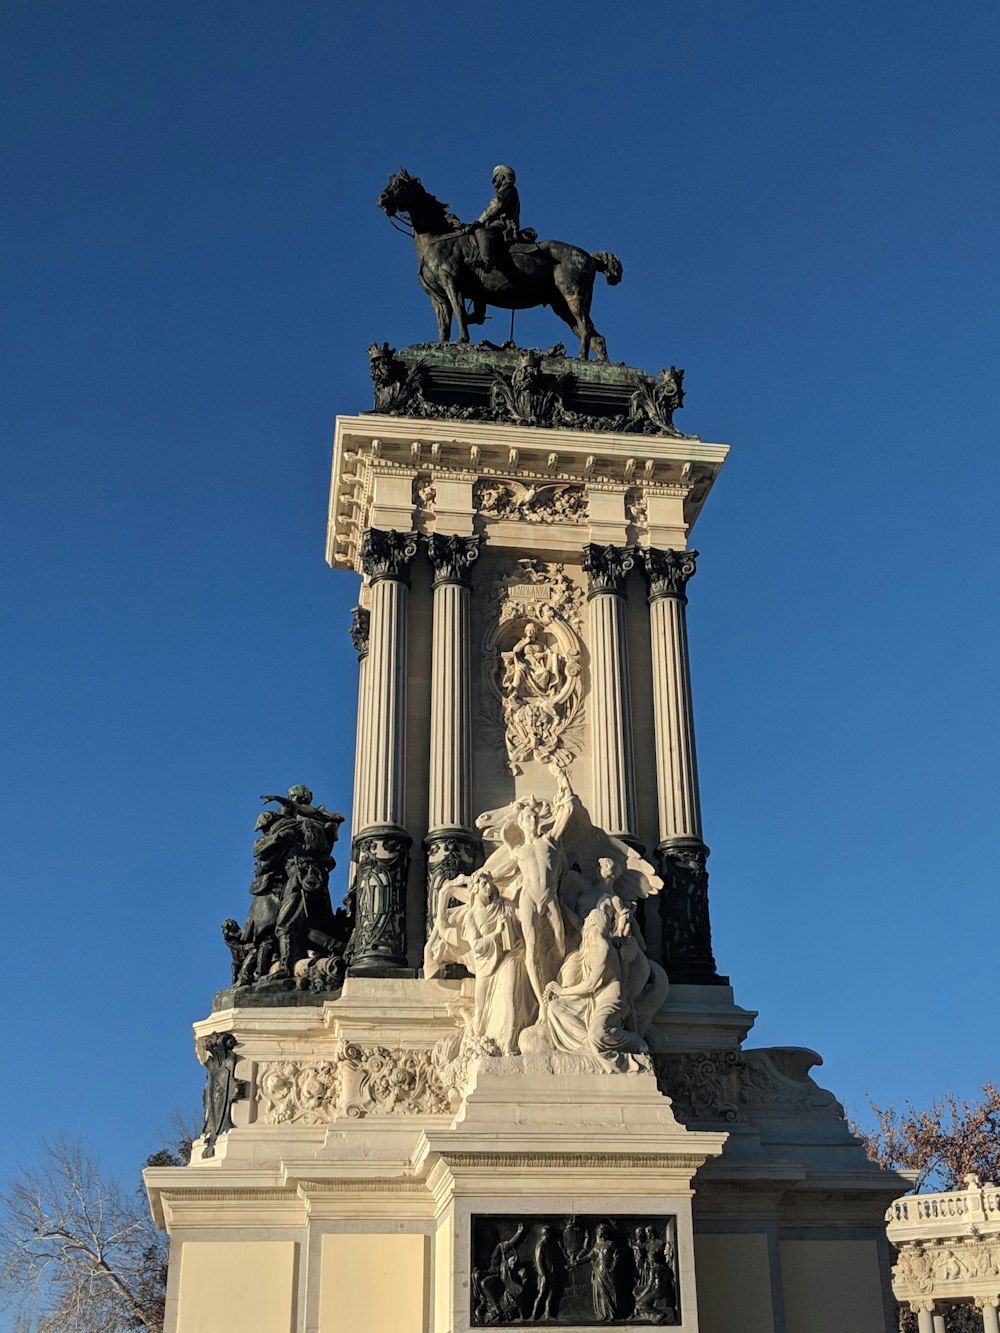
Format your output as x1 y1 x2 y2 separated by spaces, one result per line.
257 1042 454 1124
476 479 587 525
426 532 480 588
481 561 585 774
358 527 419 585
654 1047 849 1128
639 547 698 603
893 1238 1000 1297
471 1213 680 1326
348 825 411 973
582 543 635 599
258 1059 340 1125
349 605 370 659
653 1050 744 1125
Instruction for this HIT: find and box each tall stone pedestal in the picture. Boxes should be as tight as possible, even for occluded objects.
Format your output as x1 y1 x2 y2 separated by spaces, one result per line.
148 346 909 1332
145 980 726 1333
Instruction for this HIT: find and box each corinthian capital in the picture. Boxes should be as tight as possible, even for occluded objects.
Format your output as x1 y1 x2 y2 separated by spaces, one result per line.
426 533 480 589
359 528 419 585
639 547 698 603
582 543 635 599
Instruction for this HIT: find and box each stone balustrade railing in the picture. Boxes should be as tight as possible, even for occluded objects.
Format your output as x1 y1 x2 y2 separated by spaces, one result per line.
887 1176 1000 1233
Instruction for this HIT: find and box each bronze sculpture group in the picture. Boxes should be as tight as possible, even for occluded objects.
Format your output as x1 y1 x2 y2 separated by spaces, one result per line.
222 785 350 991
377 165 623 362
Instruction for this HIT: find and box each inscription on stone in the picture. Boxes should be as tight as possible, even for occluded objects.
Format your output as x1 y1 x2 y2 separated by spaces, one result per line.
471 1214 679 1326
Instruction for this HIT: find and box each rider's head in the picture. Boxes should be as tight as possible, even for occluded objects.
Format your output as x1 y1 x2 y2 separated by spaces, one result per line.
492 164 516 187
288 784 313 805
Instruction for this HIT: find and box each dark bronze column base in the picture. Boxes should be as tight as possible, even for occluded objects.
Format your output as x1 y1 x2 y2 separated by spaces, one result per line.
657 837 728 986
347 824 412 975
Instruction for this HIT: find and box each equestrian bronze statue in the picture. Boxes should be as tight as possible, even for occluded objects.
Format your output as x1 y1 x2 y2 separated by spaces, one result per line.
376 166 623 362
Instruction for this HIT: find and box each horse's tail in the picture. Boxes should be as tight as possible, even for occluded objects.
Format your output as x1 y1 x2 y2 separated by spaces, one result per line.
592 251 623 286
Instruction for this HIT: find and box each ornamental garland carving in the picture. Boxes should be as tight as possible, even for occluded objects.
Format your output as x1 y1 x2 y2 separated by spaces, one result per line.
257 1041 455 1124
476 479 587 525
481 561 585 774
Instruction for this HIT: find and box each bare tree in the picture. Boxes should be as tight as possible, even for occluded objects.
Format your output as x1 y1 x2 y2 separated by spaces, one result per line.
854 1082 1000 1193
0 1137 171 1333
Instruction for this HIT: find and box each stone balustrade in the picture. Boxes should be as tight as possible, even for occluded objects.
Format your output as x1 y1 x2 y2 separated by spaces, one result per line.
887 1176 1000 1231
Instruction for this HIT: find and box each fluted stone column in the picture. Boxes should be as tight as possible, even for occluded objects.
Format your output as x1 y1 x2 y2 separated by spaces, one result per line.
582 543 638 845
424 533 480 939
348 528 417 976
639 547 723 984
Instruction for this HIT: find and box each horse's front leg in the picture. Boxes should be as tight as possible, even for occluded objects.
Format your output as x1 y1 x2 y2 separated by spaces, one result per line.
431 295 451 342
445 278 469 343
434 259 469 343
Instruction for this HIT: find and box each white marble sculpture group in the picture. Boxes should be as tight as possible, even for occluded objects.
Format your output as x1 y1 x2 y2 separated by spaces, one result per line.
424 772 669 1071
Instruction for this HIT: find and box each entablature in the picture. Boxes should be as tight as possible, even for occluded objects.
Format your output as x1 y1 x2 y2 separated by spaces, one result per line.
327 414 729 572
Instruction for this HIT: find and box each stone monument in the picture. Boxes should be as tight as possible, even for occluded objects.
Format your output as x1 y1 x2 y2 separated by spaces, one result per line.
145 166 909 1333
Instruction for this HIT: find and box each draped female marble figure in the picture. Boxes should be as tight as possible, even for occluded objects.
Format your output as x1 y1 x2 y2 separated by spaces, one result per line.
423 869 533 1055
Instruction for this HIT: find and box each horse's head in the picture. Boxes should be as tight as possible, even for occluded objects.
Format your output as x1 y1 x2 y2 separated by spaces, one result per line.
376 169 453 236
376 167 420 218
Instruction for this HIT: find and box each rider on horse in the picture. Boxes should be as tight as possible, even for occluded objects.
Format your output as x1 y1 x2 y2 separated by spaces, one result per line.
470 165 525 274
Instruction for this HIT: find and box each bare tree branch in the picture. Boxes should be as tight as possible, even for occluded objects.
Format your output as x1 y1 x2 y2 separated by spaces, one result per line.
0 1137 167 1333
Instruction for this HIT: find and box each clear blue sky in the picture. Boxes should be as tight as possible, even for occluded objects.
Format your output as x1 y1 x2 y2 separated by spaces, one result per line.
2 0 997 1195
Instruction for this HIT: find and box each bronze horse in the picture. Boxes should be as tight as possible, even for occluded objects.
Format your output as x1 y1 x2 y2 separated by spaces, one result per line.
377 168 623 361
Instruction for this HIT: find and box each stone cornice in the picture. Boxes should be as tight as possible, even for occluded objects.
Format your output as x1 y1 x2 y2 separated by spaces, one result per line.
328 416 728 572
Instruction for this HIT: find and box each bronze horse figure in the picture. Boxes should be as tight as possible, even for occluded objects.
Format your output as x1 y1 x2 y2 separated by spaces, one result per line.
376 169 623 362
